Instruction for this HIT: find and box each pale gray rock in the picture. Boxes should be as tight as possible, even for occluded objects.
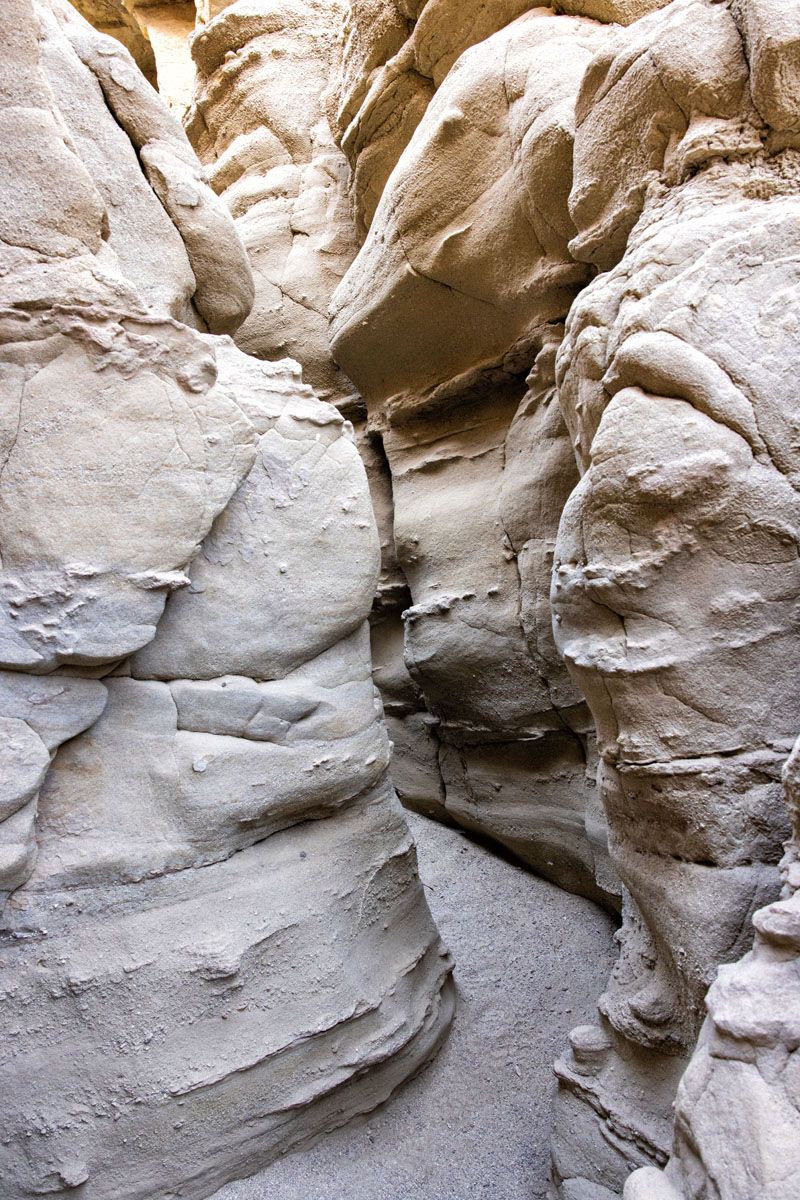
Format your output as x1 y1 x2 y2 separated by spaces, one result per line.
624 737 800 1200
331 10 616 905
550 1 800 1193
0 0 256 905
1 7 452 1197
186 0 360 408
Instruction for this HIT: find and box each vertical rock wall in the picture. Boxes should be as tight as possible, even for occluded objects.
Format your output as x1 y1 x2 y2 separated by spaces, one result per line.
549 1 800 1192
41 1 800 1197
625 734 800 1200
330 6 619 903
0 3 453 1196
327 0 800 1196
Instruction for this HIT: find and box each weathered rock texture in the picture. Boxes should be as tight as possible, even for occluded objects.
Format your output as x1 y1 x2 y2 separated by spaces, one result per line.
186 0 360 408
72 0 158 83
624 737 800 1200
0 3 453 1196
548 0 800 1193
327 0 800 1195
331 7 618 905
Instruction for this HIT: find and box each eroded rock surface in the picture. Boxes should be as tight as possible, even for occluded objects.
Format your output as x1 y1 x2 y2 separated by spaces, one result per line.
328 0 800 1195
549 0 800 1193
0 5 453 1196
331 9 617 905
625 737 800 1200
186 0 360 408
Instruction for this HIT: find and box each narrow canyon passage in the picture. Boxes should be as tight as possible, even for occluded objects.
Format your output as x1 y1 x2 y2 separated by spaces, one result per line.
211 813 617 1200
4 3 800 1199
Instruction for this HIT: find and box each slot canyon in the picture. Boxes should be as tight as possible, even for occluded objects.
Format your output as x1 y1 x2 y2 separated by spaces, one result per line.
1 0 800 1197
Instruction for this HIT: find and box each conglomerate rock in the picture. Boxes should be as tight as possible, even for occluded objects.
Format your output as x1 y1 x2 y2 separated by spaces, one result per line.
0 4 453 1196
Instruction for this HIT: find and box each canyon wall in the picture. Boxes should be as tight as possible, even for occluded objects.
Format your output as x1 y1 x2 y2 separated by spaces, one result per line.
187 5 800 1188
625 737 800 1200
185 0 617 897
7 0 800 1197
326 0 800 1195
0 3 453 1196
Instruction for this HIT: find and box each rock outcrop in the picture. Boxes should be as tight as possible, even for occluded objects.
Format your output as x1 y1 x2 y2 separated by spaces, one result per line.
71 0 158 84
331 8 617 904
0 4 453 1196
186 0 360 408
328 0 800 1194
549 0 800 1192
625 737 800 1200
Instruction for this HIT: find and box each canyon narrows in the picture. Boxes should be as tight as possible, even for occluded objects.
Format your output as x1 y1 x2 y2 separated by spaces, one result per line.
2 2 800 1199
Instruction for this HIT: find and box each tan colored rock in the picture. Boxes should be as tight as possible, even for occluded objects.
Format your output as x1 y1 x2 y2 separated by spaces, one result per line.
550 1 800 1193
554 0 669 23
0 5 453 1196
336 0 549 232
331 10 617 903
71 0 158 84
625 738 800 1200
734 0 800 135
186 0 360 407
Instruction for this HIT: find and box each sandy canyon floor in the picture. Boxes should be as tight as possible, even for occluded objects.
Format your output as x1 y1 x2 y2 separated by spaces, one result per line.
212 811 617 1200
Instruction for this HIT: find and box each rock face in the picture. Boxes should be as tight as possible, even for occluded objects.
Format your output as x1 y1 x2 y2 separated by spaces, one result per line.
548 0 800 1193
624 737 800 1200
0 4 453 1196
331 8 618 905
71 0 158 84
186 0 360 408
328 0 800 1195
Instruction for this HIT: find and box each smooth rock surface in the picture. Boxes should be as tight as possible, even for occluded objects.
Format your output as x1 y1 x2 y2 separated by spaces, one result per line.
331 9 616 906
186 0 361 408
0 7 454 1197
209 812 617 1200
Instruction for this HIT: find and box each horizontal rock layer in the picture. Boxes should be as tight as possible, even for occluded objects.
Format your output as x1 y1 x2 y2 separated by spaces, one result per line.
0 5 453 1196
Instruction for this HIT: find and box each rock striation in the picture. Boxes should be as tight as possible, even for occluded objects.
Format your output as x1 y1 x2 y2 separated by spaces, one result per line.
548 0 800 1192
186 0 360 408
0 3 453 1196
331 8 618 905
328 0 800 1195
625 736 800 1200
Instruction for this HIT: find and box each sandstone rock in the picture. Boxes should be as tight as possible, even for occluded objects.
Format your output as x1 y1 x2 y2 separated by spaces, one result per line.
624 738 800 1200
71 0 158 84
336 0 551 233
554 0 669 23
1 6 453 1196
550 1 800 1192
186 0 361 407
331 10 617 904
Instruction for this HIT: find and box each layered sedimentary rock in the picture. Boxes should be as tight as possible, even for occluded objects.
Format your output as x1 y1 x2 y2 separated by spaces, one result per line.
625 737 800 1200
186 0 360 407
334 0 671 235
328 0 800 1195
72 0 158 83
331 8 618 904
549 0 800 1193
1 4 453 1195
